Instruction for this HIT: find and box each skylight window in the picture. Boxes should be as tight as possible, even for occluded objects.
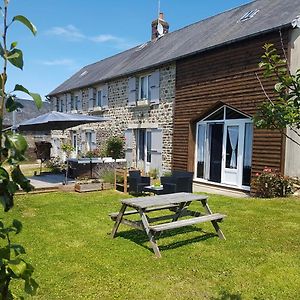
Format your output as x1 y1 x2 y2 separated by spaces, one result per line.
79 70 88 77
136 42 149 52
239 9 259 22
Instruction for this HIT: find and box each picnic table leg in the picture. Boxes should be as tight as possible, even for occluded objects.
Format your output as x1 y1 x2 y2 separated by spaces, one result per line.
139 209 161 258
200 199 226 240
172 201 191 222
111 203 127 238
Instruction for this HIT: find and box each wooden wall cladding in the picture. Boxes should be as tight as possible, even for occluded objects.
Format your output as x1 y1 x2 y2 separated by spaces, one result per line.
173 30 289 189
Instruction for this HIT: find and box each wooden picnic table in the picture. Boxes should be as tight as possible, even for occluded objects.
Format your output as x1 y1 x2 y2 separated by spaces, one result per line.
110 192 226 258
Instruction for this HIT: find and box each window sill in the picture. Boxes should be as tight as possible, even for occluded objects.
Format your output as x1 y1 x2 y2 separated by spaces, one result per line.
137 99 150 107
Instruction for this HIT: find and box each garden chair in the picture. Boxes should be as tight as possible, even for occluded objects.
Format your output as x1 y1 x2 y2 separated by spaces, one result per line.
128 170 150 194
160 170 194 194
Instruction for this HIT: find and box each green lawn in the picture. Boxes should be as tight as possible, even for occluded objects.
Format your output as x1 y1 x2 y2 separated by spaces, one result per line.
3 191 300 299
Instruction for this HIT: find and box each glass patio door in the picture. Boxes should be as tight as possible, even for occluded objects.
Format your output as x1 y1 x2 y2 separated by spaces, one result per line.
137 129 152 173
221 122 244 187
195 106 253 190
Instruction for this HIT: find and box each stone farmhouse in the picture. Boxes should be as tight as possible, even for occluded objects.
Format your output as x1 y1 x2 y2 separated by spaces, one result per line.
48 0 300 193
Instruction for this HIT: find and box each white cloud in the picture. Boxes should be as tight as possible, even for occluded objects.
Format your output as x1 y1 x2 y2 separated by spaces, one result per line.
90 34 121 43
45 25 138 50
41 59 75 66
46 25 85 41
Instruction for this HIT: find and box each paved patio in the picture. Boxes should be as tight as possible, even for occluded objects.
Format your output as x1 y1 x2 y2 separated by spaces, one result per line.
29 174 75 190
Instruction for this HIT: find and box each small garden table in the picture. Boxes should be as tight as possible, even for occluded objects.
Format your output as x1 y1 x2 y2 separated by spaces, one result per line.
110 192 226 257
143 185 165 195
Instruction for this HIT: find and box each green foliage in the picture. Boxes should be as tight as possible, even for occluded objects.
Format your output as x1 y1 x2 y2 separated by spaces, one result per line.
84 148 101 158
0 219 38 298
148 168 159 179
0 1 39 297
61 143 74 158
254 43 300 146
101 170 115 184
105 136 124 159
252 167 294 198
45 157 64 173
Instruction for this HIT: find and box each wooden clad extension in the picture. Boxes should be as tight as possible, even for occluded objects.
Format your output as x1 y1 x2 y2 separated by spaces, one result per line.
173 30 289 190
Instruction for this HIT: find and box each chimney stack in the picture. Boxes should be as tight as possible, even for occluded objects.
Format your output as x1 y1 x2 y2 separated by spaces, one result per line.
151 12 169 41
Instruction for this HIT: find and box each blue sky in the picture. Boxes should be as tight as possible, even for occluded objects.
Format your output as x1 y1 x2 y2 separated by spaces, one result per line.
7 0 251 100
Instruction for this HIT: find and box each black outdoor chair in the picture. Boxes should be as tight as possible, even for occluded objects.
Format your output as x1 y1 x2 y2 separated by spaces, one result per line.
128 170 151 194
160 170 194 194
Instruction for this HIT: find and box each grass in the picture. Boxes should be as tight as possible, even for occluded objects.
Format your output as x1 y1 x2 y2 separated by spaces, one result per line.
2 191 300 299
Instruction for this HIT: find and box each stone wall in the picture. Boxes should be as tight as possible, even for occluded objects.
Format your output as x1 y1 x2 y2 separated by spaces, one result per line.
51 63 176 173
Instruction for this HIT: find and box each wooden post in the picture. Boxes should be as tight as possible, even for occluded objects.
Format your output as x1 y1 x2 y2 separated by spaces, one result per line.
123 169 127 193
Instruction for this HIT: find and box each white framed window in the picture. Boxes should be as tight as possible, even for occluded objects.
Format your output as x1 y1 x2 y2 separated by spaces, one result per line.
71 131 78 156
85 131 96 152
139 75 151 100
95 89 102 107
58 98 63 112
72 95 78 111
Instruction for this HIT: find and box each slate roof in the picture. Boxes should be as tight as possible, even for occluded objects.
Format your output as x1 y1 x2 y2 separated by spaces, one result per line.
4 99 51 127
49 0 300 96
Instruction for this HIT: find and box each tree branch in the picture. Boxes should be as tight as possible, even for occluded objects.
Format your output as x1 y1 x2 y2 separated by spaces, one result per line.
255 72 274 105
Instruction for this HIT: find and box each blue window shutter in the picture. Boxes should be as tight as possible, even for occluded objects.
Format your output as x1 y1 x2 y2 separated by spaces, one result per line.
52 97 57 111
128 77 137 107
102 84 108 108
77 91 83 111
88 88 95 111
149 70 160 105
62 94 67 112
125 129 134 167
151 128 163 175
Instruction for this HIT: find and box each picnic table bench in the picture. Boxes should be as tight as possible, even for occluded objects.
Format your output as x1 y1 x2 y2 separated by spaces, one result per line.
110 192 226 258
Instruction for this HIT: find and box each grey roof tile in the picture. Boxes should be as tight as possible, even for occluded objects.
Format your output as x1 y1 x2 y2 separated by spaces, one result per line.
49 0 300 96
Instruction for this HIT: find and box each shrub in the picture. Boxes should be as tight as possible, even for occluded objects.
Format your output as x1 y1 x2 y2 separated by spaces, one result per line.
105 137 124 159
85 149 101 158
101 170 115 184
149 168 159 179
252 167 294 198
45 157 64 173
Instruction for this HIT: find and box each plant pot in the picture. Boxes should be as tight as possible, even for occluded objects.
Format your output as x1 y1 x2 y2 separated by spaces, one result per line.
74 182 103 193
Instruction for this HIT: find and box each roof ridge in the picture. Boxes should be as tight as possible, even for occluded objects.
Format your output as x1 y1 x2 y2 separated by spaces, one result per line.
80 0 255 70
166 0 254 36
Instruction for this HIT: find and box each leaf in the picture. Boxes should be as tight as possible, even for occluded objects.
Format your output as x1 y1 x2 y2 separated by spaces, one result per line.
7 48 23 70
7 181 18 194
11 244 26 256
8 258 27 277
14 84 42 109
5 96 24 112
25 277 39 295
274 82 284 92
10 41 18 50
12 219 22 234
6 133 28 153
12 15 37 36
11 166 33 193
0 167 9 181
0 192 14 212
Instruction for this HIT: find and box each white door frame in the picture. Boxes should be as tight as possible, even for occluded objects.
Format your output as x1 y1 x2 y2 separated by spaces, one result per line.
221 120 246 188
194 107 253 190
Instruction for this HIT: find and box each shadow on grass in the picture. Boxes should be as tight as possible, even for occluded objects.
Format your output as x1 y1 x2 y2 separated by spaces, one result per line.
116 226 218 254
211 290 243 300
